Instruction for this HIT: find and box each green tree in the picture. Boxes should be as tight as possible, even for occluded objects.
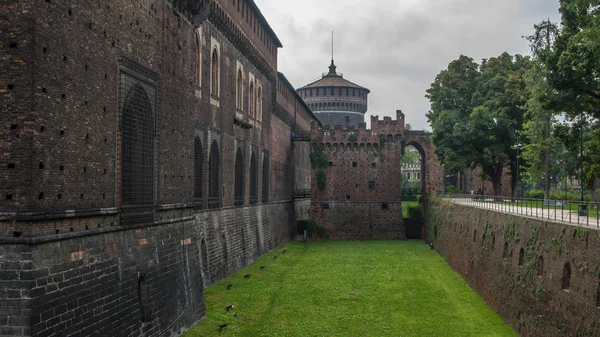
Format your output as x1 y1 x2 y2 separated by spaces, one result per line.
426 53 531 196
542 1 600 119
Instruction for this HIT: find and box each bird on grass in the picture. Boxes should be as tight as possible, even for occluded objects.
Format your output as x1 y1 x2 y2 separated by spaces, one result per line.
273 255 278 260
282 249 287 254
260 265 266 270
226 284 232 290
226 304 234 312
218 324 228 332
429 242 434 250
244 274 251 279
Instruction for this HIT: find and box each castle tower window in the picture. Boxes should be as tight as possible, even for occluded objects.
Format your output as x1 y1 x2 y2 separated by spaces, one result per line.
194 136 203 200
195 29 202 87
208 140 221 208
262 153 270 202
236 69 244 111
368 181 376 190
249 81 255 119
330 87 334 95
250 151 258 204
257 85 263 122
211 47 219 98
234 148 244 206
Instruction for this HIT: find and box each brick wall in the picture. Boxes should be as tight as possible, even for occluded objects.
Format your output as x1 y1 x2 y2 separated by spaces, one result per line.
429 201 600 336
309 114 405 239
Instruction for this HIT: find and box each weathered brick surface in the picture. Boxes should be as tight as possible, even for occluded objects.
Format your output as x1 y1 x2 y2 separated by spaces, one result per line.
309 112 406 239
1 0 313 336
430 202 600 337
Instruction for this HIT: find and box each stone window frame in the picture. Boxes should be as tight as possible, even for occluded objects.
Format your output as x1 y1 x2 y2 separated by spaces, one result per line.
256 79 263 123
210 37 221 106
248 72 256 120
194 27 202 91
236 61 244 117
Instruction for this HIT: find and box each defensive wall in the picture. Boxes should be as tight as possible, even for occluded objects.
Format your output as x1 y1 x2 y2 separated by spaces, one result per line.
0 0 315 336
428 200 600 337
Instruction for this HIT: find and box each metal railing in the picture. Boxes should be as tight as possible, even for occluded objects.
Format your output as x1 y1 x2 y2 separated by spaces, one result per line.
448 194 599 228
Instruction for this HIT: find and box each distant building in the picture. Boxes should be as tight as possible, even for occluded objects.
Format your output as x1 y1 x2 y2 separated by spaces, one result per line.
297 60 370 128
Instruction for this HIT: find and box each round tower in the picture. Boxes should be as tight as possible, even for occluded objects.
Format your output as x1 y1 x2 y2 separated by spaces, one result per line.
297 60 370 128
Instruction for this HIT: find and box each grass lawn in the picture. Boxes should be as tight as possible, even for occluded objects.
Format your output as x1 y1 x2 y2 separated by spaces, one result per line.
183 241 516 337
402 201 419 218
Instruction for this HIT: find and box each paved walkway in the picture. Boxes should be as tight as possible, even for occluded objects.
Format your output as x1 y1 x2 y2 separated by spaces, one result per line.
450 197 600 229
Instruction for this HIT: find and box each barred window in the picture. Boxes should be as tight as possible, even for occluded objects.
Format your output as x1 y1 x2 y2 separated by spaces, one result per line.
250 152 258 204
234 148 244 206
208 140 220 208
194 136 203 200
121 84 154 225
262 153 269 202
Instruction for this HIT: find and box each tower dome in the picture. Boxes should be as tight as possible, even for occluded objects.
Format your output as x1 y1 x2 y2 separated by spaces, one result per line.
296 60 370 128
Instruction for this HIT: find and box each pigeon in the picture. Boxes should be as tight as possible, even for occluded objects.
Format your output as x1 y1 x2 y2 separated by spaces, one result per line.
244 274 251 279
429 242 434 250
226 284 232 290
282 249 287 254
226 304 233 312
218 324 228 332
260 265 266 270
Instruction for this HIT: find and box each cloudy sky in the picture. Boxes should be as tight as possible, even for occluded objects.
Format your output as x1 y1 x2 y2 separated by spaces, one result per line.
254 0 562 130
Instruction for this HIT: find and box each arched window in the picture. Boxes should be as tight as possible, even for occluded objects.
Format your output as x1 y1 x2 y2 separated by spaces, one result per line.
194 137 203 200
562 263 571 290
211 48 219 97
195 29 201 87
257 86 262 121
262 153 269 202
208 140 220 208
249 81 255 119
234 148 244 206
121 84 154 226
138 275 151 323
250 152 258 204
237 69 243 110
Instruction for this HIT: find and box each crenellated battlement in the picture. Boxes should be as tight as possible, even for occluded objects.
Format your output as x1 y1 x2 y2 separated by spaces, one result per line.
311 110 405 145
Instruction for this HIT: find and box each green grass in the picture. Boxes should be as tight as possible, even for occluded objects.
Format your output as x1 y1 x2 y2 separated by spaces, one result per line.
183 241 516 337
402 201 419 218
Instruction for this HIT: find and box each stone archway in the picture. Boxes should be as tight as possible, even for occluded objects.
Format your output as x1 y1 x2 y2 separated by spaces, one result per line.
403 131 443 197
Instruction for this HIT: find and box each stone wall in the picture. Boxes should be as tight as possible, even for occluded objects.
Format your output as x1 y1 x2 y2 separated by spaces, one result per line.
0 201 296 336
429 201 600 337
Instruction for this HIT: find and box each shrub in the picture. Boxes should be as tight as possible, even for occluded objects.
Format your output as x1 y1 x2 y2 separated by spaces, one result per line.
316 170 327 190
445 185 461 194
307 219 329 239
349 134 358 143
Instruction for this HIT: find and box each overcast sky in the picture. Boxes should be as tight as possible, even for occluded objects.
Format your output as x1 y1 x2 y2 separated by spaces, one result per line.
255 0 561 130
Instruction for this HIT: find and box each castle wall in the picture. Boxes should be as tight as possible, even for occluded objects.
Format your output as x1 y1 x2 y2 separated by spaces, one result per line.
0 1 313 336
309 111 406 240
429 201 600 337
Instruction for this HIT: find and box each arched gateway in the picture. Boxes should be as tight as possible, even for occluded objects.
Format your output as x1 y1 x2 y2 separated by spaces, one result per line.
309 111 443 240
